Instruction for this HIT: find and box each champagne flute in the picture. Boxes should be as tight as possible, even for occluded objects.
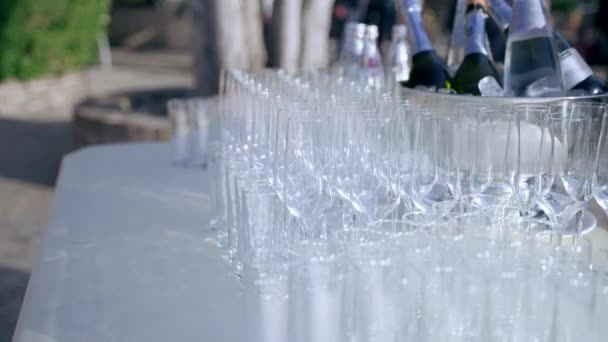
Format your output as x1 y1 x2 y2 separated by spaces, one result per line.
539 108 592 245
411 110 461 219
513 104 553 218
593 111 608 217
471 109 520 216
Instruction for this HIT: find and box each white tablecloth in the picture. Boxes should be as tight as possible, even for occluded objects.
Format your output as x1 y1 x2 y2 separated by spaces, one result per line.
13 143 247 342
12 143 608 342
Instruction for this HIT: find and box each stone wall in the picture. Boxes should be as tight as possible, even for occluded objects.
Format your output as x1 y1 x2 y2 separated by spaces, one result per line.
0 72 88 116
73 87 192 148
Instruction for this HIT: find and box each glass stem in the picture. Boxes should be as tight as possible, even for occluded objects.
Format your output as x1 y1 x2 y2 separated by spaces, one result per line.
573 207 587 246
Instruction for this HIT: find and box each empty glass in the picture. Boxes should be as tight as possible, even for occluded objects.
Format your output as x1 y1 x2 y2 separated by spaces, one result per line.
282 115 333 239
472 109 520 210
513 104 553 217
288 241 351 342
411 111 461 218
594 111 608 216
203 69 608 342
349 113 401 225
540 108 593 243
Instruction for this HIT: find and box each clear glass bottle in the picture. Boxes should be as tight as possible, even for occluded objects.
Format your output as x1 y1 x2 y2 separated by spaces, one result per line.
358 24 385 90
489 0 607 95
385 24 412 88
343 22 367 81
502 0 564 97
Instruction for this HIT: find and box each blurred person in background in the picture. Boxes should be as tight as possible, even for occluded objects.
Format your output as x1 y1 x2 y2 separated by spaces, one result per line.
585 0 608 66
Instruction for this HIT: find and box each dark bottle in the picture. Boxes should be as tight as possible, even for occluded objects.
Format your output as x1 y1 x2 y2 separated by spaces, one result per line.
399 0 451 90
451 0 502 95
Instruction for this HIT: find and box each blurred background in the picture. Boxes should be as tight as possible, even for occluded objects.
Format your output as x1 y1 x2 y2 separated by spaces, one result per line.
0 0 605 340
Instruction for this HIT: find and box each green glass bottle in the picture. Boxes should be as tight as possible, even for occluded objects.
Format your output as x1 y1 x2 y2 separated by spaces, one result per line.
451 0 501 95
399 0 451 90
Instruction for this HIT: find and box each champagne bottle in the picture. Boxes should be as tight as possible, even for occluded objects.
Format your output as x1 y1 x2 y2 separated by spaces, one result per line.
399 0 451 90
359 25 385 90
447 0 468 70
451 0 501 95
485 11 507 64
503 0 563 97
385 25 412 87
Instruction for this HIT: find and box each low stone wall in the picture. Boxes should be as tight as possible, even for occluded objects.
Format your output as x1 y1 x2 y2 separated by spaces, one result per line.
73 87 192 148
0 72 88 116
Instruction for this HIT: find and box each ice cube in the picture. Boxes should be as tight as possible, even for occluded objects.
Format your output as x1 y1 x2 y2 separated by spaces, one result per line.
478 76 505 97
523 76 563 97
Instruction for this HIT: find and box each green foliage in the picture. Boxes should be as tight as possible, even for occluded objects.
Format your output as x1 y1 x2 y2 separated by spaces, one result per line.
113 0 161 7
0 0 111 81
552 0 578 12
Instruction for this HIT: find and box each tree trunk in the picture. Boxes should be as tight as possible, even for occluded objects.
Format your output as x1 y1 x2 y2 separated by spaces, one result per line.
191 0 266 96
242 0 267 70
269 0 302 72
300 0 334 71
190 0 219 96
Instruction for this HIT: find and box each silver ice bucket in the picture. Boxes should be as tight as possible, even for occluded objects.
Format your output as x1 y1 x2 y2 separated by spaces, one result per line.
399 87 608 113
398 88 608 234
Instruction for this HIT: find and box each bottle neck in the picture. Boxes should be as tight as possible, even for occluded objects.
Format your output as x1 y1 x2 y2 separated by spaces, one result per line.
510 0 550 36
487 0 512 33
553 32 571 52
392 33 407 45
465 10 489 56
353 36 365 57
403 0 434 54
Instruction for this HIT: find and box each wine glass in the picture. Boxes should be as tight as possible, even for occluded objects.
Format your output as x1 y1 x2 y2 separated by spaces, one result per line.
593 111 608 217
539 108 593 244
349 112 401 225
471 109 520 214
395 100 418 213
455 102 483 198
282 114 333 240
411 110 461 219
513 104 553 217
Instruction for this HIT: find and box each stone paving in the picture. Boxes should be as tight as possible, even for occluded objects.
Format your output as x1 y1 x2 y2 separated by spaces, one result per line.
0 50 192 342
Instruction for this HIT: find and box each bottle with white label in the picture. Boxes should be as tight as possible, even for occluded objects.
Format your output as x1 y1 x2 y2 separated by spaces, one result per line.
489 0 606 95
385 24 412 88
554 33 608 95
503 0 563 97
358 25 384 90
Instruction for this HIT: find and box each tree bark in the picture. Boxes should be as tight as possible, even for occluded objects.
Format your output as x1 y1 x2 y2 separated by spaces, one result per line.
269 0 302 72
300 0 334 71
191 0 266 96
190 0 219 96
242 0 267 70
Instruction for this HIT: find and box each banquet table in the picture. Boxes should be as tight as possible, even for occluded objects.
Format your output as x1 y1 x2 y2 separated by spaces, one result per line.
12 143 248 342
11 143 608 342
